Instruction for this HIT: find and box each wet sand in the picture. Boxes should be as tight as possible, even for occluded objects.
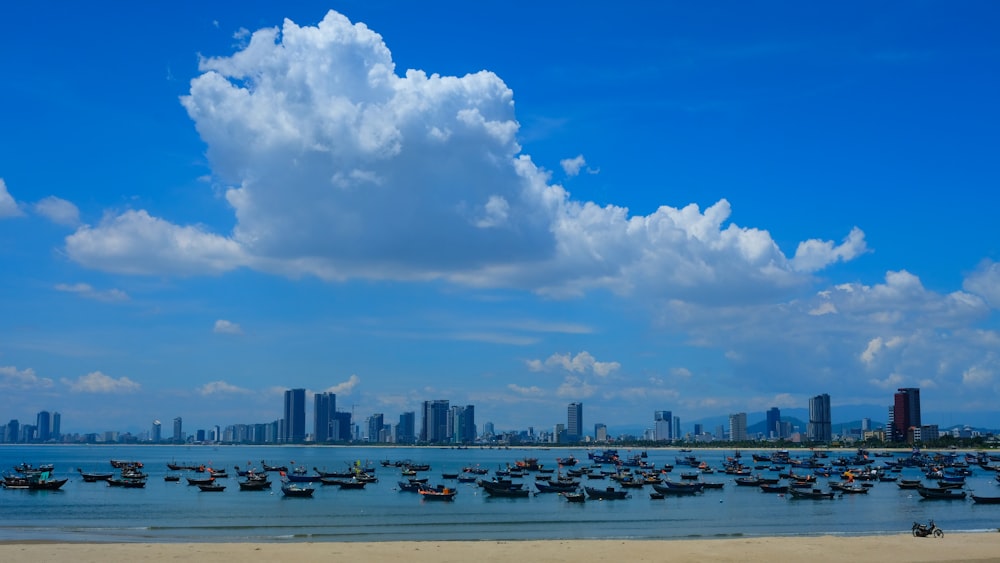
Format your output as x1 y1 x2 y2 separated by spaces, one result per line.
2 533 999 562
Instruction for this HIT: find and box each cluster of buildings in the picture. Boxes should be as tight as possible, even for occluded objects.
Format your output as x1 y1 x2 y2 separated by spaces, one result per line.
0 386 986 446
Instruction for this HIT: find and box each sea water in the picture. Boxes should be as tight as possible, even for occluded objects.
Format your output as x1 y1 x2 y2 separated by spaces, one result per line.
1 445 996 542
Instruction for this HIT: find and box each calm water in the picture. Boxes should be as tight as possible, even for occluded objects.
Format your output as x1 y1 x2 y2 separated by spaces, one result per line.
1 445 997 542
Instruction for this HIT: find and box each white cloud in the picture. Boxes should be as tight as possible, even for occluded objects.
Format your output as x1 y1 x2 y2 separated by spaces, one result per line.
55 282 129 302
321 374 360 395
65 209 247 276
963 259 1000 309
556 375 596 398
34 196 80 226
213 319 243 335
0 366 54 390
0 179 24 218
27 9 851 306
560 155 586 177
791 227 869 273
507 383 544 396
198 380 251 395
526 351 620 377
62 371 141 393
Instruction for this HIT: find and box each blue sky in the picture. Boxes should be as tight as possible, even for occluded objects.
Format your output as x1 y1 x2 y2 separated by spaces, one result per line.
2 2 998 434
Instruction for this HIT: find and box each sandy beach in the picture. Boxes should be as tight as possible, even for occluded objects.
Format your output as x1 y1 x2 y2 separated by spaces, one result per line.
2 534 999 563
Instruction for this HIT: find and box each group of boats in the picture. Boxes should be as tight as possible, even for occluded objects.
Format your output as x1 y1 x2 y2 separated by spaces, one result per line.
6 447 1000 508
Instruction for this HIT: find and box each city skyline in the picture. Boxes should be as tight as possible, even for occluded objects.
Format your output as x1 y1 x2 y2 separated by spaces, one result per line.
2 3 999 432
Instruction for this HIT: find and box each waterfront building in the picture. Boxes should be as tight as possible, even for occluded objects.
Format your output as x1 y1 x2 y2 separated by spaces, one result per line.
807 394 832 442
172 417 183 443
151 420 162 442
451 405 475 444
654 410 672 441
395 411 415 444
594 423 607 442
673 416 681 440
314 392 336 442
728 413 747 441
36 410 51 442
283 388 306 443
567 402 583 442
766 407 781 439
421 400 450 443
51 412 61 441
892 388 921 443
367 413 384 443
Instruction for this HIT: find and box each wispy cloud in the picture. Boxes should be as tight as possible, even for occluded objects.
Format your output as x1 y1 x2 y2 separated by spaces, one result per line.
213 319 243 335
62 371 140 393
55 282 129 302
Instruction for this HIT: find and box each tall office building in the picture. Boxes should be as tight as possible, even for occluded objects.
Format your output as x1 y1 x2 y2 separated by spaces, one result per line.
314 392 336 442
421 400 450 443
654 410 672 441
173 417 183 443
594 423 607 442
673 416 681 440
151 420 162 442
396 411 416 444
892 387 921 443
367 413 384 443
36 411 51 442
284 388 306 443
766 407 781 439
567 402 583 441
51 412 61 441
807 394 832 442
451 405 476 444
728 412 747 441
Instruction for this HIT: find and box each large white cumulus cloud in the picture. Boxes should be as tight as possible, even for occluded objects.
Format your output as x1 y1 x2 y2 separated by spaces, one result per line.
66 10 864 301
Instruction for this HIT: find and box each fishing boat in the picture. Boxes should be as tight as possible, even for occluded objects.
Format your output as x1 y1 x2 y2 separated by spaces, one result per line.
280 482 315 497
584 486 629 500
238 478 271 491
198 483 226 492
971 494 1000 504
107 478 146 488
788 487 836 500
485 486 531 498
186 476 215 486
76 468 113 482
759 483 789 494
651 480 704 495
418 486 457 501
164 475 181 482
917 486 966 500
562 491 586 502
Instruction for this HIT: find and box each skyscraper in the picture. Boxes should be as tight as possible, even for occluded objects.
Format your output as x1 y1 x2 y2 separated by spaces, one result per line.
567 402 583 441
173 417 183 443
450 405 476 444
314 392 336 442
284 388 306 443
893 388 921 443
51 412 61 441
807 394 832 442
396 411 416 444
766 407 781 439
367 413 384 443
151 420 162 442
654 410 672 441
728 412 747 441
36 411 51 442
421 400 450 443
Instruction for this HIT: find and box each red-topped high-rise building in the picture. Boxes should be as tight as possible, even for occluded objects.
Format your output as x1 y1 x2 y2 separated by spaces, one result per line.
892 388 921 443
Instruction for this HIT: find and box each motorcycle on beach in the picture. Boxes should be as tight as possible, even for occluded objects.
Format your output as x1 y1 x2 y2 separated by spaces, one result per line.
912 520 944 538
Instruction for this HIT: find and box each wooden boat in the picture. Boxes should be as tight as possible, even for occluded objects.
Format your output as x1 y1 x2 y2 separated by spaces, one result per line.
700 481 725 490
28 477 68 490
418 487 457 501
651 480 704 494
788 487 835 500
322 479 367 489
485 486 531 498
186 476 215 486
562 491 586 502
77 468 113 482
280 482 314 497
897 479 923 489
584 486 628 500
734 476 762 487
107 478 146 488
164 475 181 482
535 480 579 493
262 460 289 473
917 486 966 500
198 483 226 492
759 483 789 493
971 494 1000 504
238 479 271 491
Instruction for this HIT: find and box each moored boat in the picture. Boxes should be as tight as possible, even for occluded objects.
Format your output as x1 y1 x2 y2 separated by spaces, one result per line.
584 486 629 500
916 486 966 500
971 494 1000 504
788 487 835 500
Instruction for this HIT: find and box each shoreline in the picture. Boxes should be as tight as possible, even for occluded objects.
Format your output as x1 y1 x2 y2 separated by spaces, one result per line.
2 534 1000 562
